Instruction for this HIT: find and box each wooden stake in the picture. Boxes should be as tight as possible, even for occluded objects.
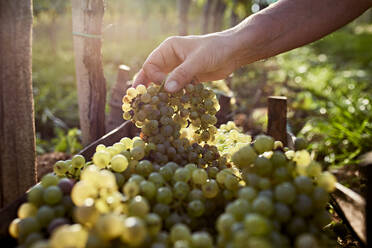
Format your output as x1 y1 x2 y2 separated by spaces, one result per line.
267 96 287 145
71 0 106 146
0 0 36 207
107 65 131 131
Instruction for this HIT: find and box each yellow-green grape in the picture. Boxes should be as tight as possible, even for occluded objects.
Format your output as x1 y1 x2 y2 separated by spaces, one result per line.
53 160 69 176
71 181 97 206
110 154 128 172
72 155 86 169
123 181 140 198
18 202 37 219
9 218 20 238
126 87 138 99
113 142 126 152
121 217 147 246
136 84 147 94
106 147 120 157
50 224 88 248
95 170 117 190
231 145 257 168
120 137 133 149
95 144 106 152
317 171 336 192
131 146 145 160
95 213 124 240
73 205 99 227
92 150 110 169
306 161 322 177
253 135 274 154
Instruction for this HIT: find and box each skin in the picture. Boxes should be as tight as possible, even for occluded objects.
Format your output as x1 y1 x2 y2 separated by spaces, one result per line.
133 0 372 93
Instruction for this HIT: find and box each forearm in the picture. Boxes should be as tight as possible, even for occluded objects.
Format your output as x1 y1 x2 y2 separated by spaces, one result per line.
229 0 372 66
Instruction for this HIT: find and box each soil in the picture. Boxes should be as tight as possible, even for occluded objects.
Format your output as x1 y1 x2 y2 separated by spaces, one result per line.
36 152 70 181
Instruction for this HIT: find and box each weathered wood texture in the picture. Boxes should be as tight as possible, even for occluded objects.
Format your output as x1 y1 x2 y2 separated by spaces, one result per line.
331 183 366 244
80 121 139 160
107 65 131 132
267 96 287 145
177 0 191 35
212 0 227 32
201 0 213 34
0 0 36 207
72 0 107 146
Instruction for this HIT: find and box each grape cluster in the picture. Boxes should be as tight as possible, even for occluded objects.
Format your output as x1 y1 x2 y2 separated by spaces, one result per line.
9 83 338 248
122 83 222 167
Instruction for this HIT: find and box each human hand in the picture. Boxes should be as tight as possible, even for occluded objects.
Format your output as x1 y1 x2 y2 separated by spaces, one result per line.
133 33 240 93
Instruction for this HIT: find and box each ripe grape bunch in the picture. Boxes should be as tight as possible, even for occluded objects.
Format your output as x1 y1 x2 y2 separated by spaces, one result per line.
9 83 337 248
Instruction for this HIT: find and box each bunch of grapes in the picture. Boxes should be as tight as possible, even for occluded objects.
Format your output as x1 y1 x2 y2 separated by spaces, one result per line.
8 83 337 248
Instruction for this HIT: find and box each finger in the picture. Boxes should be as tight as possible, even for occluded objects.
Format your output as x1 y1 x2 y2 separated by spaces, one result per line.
165 57 200 93
133 68 151 88
142 37 183 84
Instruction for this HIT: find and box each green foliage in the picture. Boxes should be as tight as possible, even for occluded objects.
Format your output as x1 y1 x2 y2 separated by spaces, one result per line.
37 128 82 155
267 24 372 167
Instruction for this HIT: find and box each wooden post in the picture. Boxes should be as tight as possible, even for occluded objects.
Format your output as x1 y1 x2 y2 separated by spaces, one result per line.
107 65 131 132
267 96 287 146
0 0 36 207
362 152 372 246
71 0 107 146
177 0 191 36
201 0 213 34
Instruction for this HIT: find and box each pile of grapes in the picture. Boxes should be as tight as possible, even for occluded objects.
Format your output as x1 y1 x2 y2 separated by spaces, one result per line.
9 83 337 248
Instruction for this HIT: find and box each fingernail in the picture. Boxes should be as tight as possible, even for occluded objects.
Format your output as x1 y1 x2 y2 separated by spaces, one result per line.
165 81 179 92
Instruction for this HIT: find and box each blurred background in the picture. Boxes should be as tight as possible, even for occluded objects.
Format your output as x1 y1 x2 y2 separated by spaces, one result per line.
33 0 371 172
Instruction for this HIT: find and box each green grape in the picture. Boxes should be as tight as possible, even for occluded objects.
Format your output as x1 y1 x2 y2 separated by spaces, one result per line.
244 213 271 236
190 232 213 248
156 187 173 204
173 181 190 200
54 160 69 176
174 168 191 182
28 185 44 206
131 146 145 160
159 165 173 181
202 179 219 198
53 205 66 218
41 173 59 187
306 161 322 177
136 84 147 94
123 181 140 198
294 138 308 151
238 187 257 202
153 203 171 219
231 145 257 168
254 156 273 176
110 154 128 172
140 180 157 199
294 176 314 194
226 199 250 221
50 224 88 248
192 168 208 185
252 196 274 217
71 181 97 206
128 174 145 184
92 150 110 169
43 186 63 205
24 232 43 247
312 187 329 209
216 213 235 235
187 200 205 217
270 151 287 167
148 172 165 187
146 213 162 236
287 216 306 236
274 182 296 204
36 206 55 227
313 210 331 228
253 135 274 154
224 174 239 191
295 233 318 248
18 202 37 219
128 196 150 217
72 155 86 169
18 217 41 239
170 223 191 242
274 202 291 223
293 194 313 217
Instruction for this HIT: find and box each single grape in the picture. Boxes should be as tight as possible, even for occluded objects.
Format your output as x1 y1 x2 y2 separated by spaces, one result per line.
43 186 63 205
110 154 128 172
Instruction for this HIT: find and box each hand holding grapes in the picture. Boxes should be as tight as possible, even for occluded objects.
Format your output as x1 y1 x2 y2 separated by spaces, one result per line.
133 0 371 93
133 33 239 93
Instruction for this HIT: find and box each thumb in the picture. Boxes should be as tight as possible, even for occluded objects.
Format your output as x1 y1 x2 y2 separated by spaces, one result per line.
165 58 199 93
